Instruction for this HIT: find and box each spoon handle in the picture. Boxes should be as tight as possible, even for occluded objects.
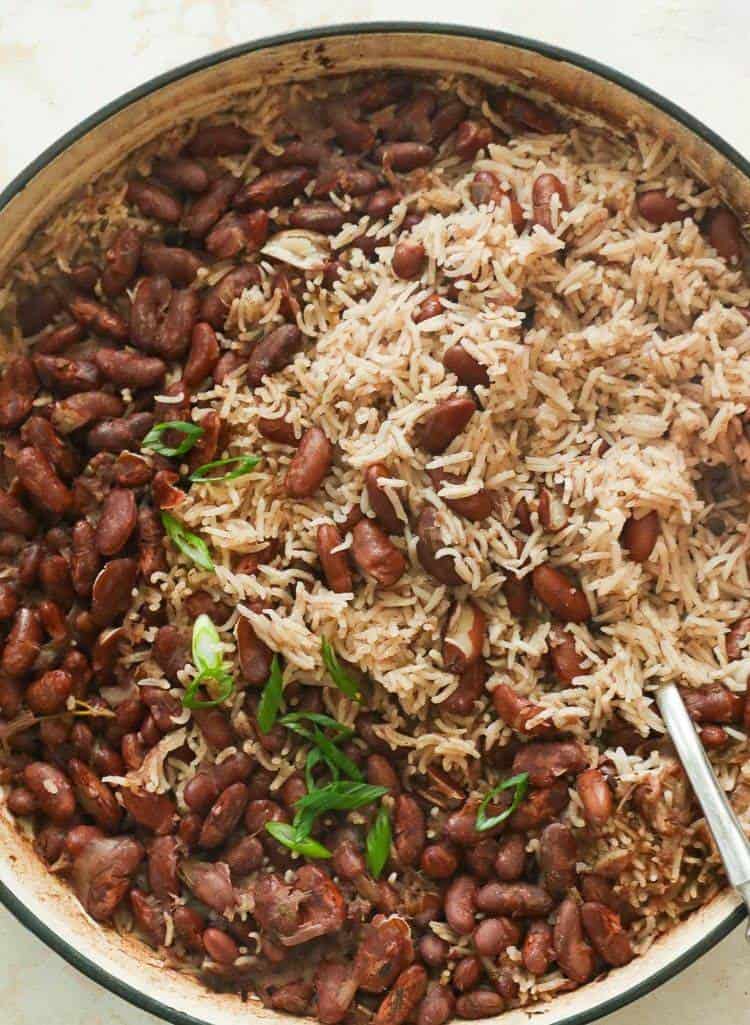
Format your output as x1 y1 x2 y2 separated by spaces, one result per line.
657 683 750 939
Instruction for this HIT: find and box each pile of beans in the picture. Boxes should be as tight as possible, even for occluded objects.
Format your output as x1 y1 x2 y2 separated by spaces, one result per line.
0 71 747 1025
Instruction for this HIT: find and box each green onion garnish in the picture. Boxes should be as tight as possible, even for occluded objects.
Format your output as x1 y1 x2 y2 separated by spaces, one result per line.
161 511 214 572
182 614 235 708
293 781 388 837
182 671 235 709
142 421 204 458
189 455 261 483
257 654 284 734
475 772 529 832
321 638 361 702
265 821 332 859
366 804 392 879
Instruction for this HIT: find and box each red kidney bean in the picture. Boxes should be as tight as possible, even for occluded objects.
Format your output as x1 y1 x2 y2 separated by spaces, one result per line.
727 617 750 660
26 669 72 715
203 927 239 965
2 608 42 677
428 99 469 144
290 203 347 234
18 543 43 589
173 905 206 952
418 935 450 969
0 676 22 718
21 416 77 479
16 446 72 516
199 782 249 848
351 519 407 587
455 120 493 160
419 842 459 879
87 412 154 454
68 758 121 832
621 510 659 562
17 286 61 336
428 468 492 522
491 683 551 737
130 275 171 350
581 901 634 966
236 614 273 686
363 463 402 534
455 991 504 1019
285 426 333 498
184 173 239 238
444 875 477 934
532 173 570 233
415 397 476 454
206 208 269 258
366 754 400 795
141 242 202 287
180 323 219 388
35 319 84 355
314 164 379 199
72 835 144 921
522 920 555 975
510 781 570 831
101 227 142 297
317 524 353 593
67 293 128 340
258 139 328 170
366 188 401 220
0 357 39 429
0 583 19 621
137 505 167 580
490 89 560 133
120 787 176 834
472 171 525 230
473 916 521 957
679 683 742 724
113 451 152 487
502 568 531 619
94 349 166 389
24 761 75 823
418 984 456 1025
392 794 425 867
180 858 236 914
152 155 209 192
706 206 743 263
539 821 578 895
155 289 199 359
63 824 103 859
377 143 434 172
384 89 436 142
636 189 686 225
95 488 137 557
145 835 179 900
477 881 553 918
441 659 487 716
152 625 189 683
373 965 427 1025
548 626 585 685
90 557 137 626
188 124 251 156
7 787 38 816
452 957 482 993
234 167 312 210
513 740 587 788
246 324 302 388
415 506 462 586
315 961 358 1025
52 391 124 434
353 914 414 994
701 724 730 748
127 178 182 222
0 489 37 537
553 898 595 983
392 240 426 280
38 553 74 606
413 292 443 324
442 601 485 673
225 834 264 877
183 753 253 813
576 768 613 827
129 888 166 948
358 76 412 112
325 102 375 154
200 264 261 328
33 354 100 395
532 564 591 622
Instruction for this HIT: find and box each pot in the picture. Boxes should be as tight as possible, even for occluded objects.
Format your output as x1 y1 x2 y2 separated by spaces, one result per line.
0 22 745 1025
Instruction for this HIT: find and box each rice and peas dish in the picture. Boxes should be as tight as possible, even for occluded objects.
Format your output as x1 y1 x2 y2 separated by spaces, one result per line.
0 66 750 1025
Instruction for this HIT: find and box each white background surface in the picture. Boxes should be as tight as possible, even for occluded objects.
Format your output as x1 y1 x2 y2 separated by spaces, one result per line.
1 0 750 1022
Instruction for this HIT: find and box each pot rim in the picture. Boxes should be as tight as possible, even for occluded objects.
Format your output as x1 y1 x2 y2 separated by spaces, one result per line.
0 19 745 1025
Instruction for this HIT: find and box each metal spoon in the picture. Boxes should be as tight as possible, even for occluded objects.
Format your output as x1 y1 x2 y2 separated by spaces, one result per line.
657 683 750 940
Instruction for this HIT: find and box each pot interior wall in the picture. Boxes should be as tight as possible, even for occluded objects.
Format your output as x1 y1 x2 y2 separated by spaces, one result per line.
0 26 745 1025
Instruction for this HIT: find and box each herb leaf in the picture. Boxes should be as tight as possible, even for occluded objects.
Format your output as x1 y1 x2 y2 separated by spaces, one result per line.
305 747 335 791
142 421 203 458
265 821 332 859
293 781 387 836
366 804 392 879
257 654 284 734
279 712 353 740
161 512 214 572
321 639 361 701
189 455 261 483
475 772 529 833
182 671 235 709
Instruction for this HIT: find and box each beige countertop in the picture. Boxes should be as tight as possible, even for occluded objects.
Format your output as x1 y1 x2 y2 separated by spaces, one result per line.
1 0 749 1023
